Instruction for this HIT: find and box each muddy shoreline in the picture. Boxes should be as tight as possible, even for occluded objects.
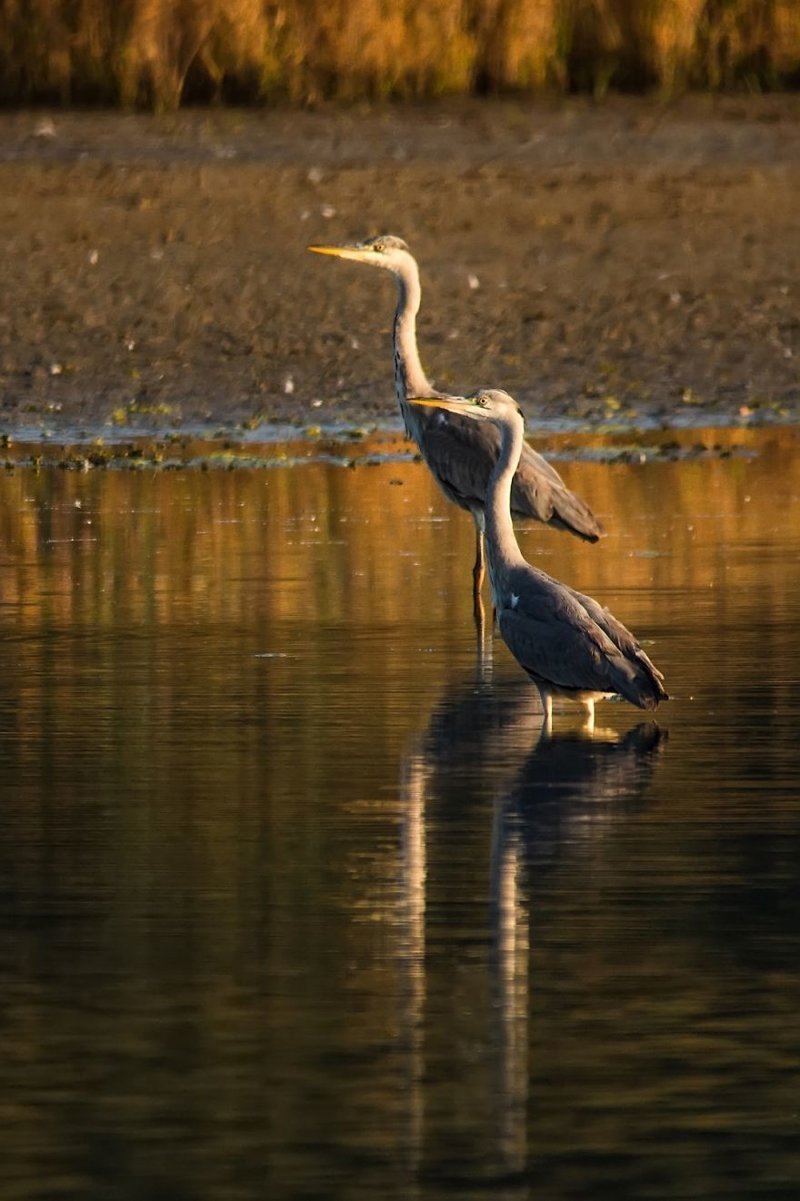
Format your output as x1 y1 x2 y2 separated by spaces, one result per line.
1 97 798 442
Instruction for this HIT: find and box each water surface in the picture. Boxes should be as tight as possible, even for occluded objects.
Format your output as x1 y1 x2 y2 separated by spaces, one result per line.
1 429 800 1199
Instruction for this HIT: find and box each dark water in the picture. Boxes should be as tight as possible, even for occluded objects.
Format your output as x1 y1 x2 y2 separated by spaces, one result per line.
1 431 800 1200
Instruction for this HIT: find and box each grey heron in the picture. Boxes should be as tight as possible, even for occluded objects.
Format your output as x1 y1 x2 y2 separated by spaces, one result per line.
411 389 668 732
308 235 604 617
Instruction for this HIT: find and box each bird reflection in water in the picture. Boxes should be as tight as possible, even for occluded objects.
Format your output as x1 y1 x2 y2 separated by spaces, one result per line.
488 720 666 1185
398 669 667 1191
397 671 537 1191
499 720 668 863
309 236 603 628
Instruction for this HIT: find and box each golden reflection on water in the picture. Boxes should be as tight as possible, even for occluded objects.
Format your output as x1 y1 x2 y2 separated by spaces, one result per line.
2 425 800 1197
2 425 799 629
3 424 800 749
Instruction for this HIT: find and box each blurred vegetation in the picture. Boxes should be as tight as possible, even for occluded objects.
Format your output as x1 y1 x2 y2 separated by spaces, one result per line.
0 0 798 110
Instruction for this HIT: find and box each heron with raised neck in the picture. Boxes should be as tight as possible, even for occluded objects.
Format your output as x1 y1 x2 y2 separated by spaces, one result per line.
309 235 604 621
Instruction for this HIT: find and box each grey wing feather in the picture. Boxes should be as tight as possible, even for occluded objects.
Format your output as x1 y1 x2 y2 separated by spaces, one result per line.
500 566 667 708
567 586 668 695
416 408 497 512
513 442 605 542
499 585 623 695
416 409 604 542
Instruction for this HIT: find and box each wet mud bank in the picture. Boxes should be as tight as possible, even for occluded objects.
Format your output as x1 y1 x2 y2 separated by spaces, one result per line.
0 97 798 442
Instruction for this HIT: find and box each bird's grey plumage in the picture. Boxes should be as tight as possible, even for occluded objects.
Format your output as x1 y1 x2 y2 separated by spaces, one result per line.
308 234 604 544
498 569 666 710
411 389 668 730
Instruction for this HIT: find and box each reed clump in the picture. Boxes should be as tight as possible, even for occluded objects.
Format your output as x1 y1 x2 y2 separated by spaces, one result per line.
0 0 798 109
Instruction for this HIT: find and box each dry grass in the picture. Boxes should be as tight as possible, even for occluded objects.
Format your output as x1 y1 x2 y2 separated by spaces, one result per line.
0 0 798 108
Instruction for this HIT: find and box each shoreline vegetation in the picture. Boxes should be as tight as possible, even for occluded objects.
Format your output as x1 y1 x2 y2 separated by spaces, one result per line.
1 1 799 112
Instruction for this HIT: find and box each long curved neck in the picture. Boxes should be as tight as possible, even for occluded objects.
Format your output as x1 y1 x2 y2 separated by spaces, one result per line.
486 415 527 575
392 259 433 406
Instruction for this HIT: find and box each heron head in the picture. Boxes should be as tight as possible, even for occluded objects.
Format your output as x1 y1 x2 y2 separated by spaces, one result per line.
410 388 526 427
308 234 413 274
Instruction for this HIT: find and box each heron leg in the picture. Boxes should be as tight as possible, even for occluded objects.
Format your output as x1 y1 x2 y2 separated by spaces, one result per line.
475 607 494 675
474 591 487 647
581 698 596 735
472 526 485 620
537 687 553 736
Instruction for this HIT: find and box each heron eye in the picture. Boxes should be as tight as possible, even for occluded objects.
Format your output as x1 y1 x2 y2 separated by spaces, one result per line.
373 242 384 253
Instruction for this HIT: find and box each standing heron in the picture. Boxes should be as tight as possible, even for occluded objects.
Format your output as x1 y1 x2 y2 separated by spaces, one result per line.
411 389 668 732
308 235 604 619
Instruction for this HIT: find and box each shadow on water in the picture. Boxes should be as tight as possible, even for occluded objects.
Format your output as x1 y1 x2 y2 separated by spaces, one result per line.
1 428 800 1198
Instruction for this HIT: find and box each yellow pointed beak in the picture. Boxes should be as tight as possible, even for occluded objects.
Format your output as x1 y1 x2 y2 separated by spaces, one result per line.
308 244 369 262
410 395 472 413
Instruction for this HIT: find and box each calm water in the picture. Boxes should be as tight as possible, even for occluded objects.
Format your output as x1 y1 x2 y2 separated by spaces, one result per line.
1 430 800 1200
